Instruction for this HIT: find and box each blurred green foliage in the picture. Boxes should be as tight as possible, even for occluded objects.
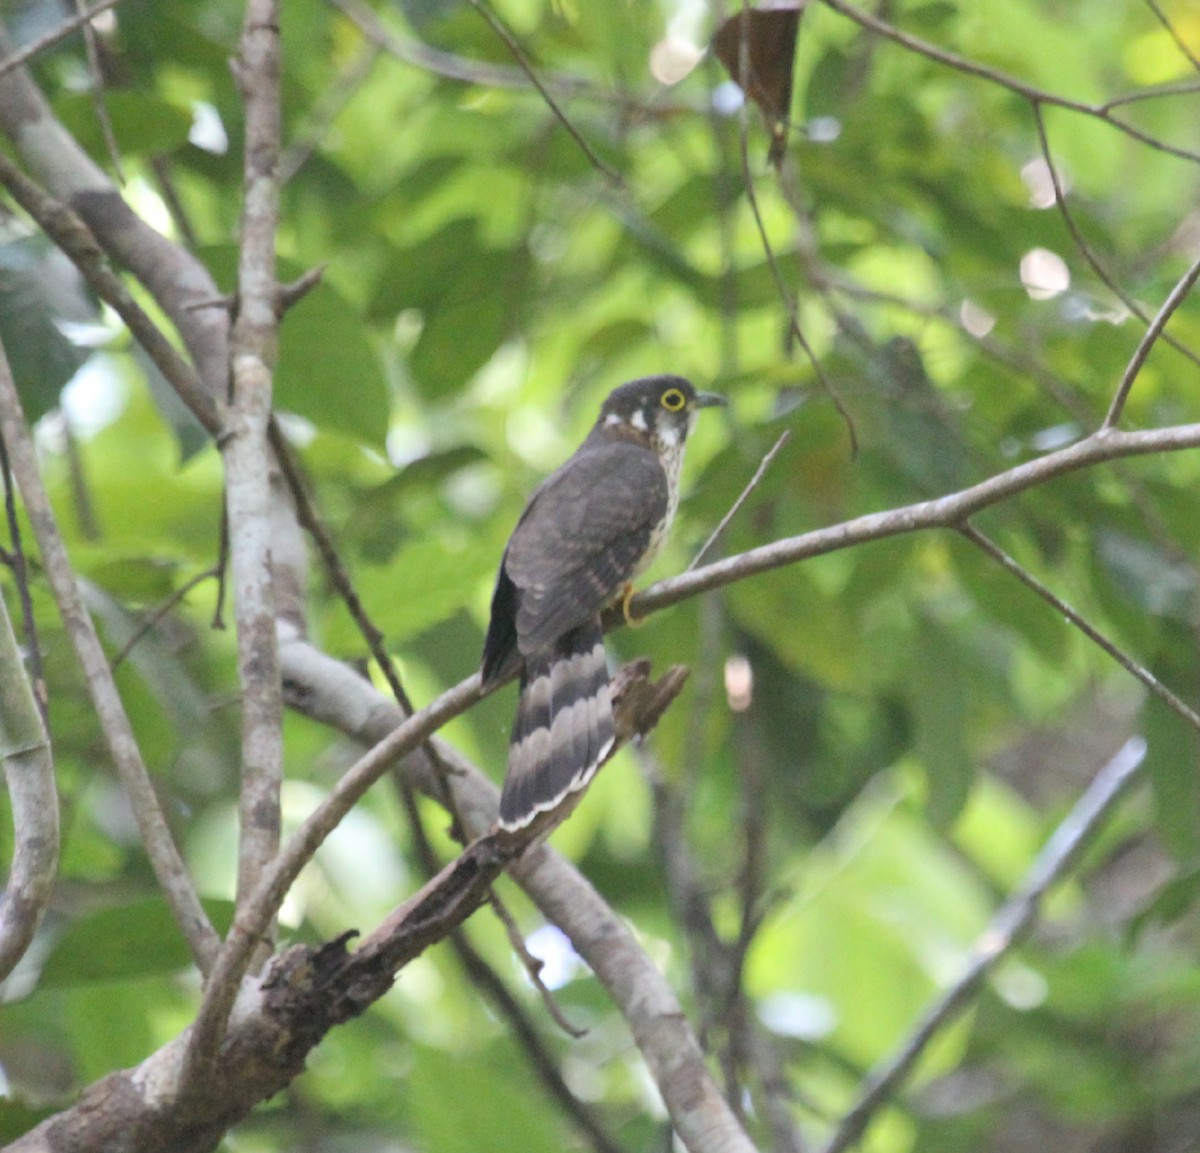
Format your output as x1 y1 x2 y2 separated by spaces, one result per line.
1 0 1200 1150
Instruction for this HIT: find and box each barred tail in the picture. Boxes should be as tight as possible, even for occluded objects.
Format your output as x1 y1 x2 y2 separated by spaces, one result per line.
499 621 614 830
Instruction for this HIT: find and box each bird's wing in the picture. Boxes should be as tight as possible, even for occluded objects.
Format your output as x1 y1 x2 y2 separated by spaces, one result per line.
504 439 668 655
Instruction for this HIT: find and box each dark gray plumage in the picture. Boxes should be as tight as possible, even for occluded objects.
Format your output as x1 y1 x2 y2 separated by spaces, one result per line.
482 375 725 829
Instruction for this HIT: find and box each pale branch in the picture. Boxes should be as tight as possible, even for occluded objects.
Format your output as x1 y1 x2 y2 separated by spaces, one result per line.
960 525 1200 733
1097 78 1200 113
0 338 220 975
821 736 1148 1153
0 19 230 399
225 0 286 962
1032 103 1200 375
690 430 791 571
277 635 757 1153
1104 252 1200 428
9 660 718 1153
0 583 57 983
628 421 1200 620
817 0 1200 164
183 671 483 1079
0 0 127 79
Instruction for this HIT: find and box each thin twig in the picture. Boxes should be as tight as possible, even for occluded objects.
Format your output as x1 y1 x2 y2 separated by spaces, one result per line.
110 567 221 669
1098 78 1200 112
1103 253 1200 428
73 0 124 183
960 525 1200 733
818 0 1200 164
732 36 857 453
465 0 624 186
821 736 1147 1153
689 430 790 571
0 0 127 79
488 891 585 1038
1032 103 1200 375
1143 0 1200 74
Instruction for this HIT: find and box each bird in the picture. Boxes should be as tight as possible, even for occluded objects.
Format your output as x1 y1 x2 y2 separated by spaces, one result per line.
481 375 726 830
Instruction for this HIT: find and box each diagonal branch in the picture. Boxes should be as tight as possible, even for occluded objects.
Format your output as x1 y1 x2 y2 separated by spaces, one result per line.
1103 252 1200 428
1032 103 1200 376
0 0 128 80
280 637 755 1153
960 525 1200 733
821 735 1147 1153
818 0 1200 164
0 336 219 974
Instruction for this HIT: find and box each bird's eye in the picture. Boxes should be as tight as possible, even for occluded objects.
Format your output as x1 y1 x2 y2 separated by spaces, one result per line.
660 388 687 411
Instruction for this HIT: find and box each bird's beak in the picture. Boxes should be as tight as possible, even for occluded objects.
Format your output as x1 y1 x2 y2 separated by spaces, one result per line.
693 391 727 409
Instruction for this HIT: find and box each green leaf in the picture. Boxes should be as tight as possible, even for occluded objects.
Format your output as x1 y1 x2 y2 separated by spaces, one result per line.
0 238 94 420
39 898 235 985
1143 690 1200 863
202 246 390 447
55 91 193 157
911 622 974 826
275 272 391 447
369 219 532 399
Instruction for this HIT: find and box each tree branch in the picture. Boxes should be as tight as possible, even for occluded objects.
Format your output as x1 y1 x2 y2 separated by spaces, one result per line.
0 580 57 983
960 525 1200 733
821 736 1148 1153
225 0 285 952
0 0 127 80
0 336 219 975
0 19 230 399
1032 102 1200 376
629 421 1200 619
817 0 1200 163
1103 252 1200 428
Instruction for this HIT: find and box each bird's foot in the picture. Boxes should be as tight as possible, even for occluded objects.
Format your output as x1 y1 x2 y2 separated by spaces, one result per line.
621 582 647 628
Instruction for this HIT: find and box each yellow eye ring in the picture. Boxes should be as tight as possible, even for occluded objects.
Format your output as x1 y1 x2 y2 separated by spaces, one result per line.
660 388 687 412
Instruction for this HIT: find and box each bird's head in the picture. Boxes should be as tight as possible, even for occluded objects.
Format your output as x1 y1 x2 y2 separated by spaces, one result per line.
592 375 726 455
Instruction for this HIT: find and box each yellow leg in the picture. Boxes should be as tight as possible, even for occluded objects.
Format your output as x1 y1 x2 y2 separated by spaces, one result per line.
622 582 646 628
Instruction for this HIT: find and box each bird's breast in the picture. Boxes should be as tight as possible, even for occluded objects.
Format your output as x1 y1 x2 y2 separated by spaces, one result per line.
633 434 685 576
